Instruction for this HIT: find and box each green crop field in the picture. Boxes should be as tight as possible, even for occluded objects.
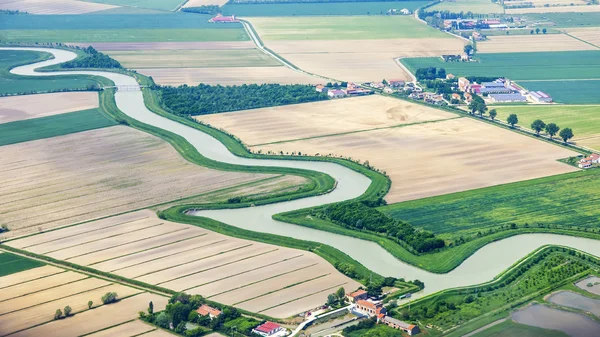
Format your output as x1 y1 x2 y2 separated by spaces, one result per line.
493 105 600 150
0 108 118 146
402 51 600 80
0 252 45 277
380 170 600 236
430 0 504 14
250 15 450 40
519 80 600 104
0 50 103 95
524 12 600 28
471 320 568 337
82 0 185 11
221 1 428 16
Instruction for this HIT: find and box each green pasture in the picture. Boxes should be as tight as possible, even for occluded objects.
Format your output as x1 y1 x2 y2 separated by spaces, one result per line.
221 1 428 16
251 15 450 40
471 320 568 337
380 170 600 236
0 252 45 277
0 50 103 95
520 80 600 104
494 105 600 149
82 0 185 11
524 12 600 28
430 0 504 14
402 51 600 80
0 108 118 146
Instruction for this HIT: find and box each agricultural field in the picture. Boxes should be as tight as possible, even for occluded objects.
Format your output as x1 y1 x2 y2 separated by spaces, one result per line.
184 0 229 7
430 0 504 14
0 92 98 123
200 100 578 203
82 0 185 11
470 320 568 337
85 41 257 51
0 108 117 146
519 80 600 104
380 169 600 237
0 252 44 277
6 210 362 318
402 50 600 80
141 67 319 85
0 0 118 14
221 1 429 16
0 256 168 337
566 27 600 47
522 12 600 27
476 34 597 53
507 4 600 14
506 0 588 6
493 104 600 148
0 126 304 238
0 50 103 95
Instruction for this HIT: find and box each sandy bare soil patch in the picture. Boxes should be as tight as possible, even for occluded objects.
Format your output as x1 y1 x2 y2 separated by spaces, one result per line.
184 0 229 7
506 4 600 13
0 271 87 302
0 0 117 14
0 126 292 239
477 34 597 53
85 320 155 337
566 27 600 47
8 210 361 318
253 117 579 203
72 41 256 51
265 38 465 82
0 92 99 124
198 95 456 146
8 293 168 337
0 265 63 288
139 67 320 85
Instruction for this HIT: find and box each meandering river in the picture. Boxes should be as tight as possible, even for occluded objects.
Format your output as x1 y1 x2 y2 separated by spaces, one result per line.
5 47 600 298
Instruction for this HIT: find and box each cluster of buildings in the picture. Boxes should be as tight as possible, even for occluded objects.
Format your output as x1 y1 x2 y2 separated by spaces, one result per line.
579 153 600 169
443 18 508 32
208 14 238 23
196 304 287 337
346 289 421 336
386 8 412 15
457 77 552 103
315 83 373 98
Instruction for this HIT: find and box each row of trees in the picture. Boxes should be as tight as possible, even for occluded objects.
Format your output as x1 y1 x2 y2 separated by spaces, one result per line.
181 5 220 15
506 115 574 143
321 201 445 253
415 67 446 81
53 293 115 320
158 83 328 116
61 46 122 69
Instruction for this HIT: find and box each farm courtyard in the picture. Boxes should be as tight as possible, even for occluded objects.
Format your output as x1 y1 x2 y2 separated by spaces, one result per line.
198 95 579 203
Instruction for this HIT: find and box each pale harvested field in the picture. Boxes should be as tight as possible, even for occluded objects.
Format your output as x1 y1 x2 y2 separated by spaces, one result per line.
0 92 99 124
477 34 598 53
0 265 63 288
261 288 345 318
136 329 179 337
198 95 456 146
105 49 282 68
0 271 86 302
507 5 600 13
74 42 256 51
139 67 320 85
249 118 580 203
184 0 229 7
506 0 587 6
0 126 293 239
264 38 465 82
8 293 168 337
8 210 361 318
0 0 118 14
85 321 155 337
566 27 600 47
431 0 504 14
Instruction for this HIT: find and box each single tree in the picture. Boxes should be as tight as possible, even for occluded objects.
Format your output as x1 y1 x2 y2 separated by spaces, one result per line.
536 27 540 34
336 287 346 300
531 119 546 135
64 305 72 317
489 109 497 121
101 292 118 304
88 300 93 309
559 128 574 143
155 312 170 329
464 44 474 55
54 309 63 320
477 103 488 117
148 301 154 315
545 123 560 139
327 293 337 305
468 100 481 115
507 114 518 127
175 321 187 334
530 30 534 34
542 28 547 34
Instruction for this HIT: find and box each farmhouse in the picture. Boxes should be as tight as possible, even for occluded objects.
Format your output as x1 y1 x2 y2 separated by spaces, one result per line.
196 304 222 319
209 14 239 23
579 160 593 169
315 84 328 93
490 93 527 103
388 79 405 88
380 316 421 336
458 77 470 91
579 154 600 169
252 321 285 337
346 289 368 303
328 89 346 98
530 91 553 103
355 300 387 317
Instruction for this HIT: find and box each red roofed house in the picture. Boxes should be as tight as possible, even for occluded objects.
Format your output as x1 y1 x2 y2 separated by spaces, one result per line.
355 300 387 317
579 153 600 168
196 304 222 319
388 79 405 88
209 14 238 23
252 321 285 336
381 316 421 335
346 289 368 303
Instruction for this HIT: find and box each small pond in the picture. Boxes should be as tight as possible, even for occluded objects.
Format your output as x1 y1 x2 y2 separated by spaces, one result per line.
576 276 600 296
547 291 600 317
512 304 600 337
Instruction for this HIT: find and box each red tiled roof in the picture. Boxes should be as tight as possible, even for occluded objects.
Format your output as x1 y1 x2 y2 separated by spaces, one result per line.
255 321 281 333
196 304 221 317
348 289 367 297
357 300 379 309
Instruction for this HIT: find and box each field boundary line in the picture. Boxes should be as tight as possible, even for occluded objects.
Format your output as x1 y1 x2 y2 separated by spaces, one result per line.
563 31 600 49
0 274 90 303
232 274 331 306
0 269 66 290
258 281 348 313
78 319 141 337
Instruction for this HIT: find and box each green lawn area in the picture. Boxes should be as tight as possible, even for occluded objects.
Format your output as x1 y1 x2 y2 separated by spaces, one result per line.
0 108 117 146
494 105 600 150
524 13 600 28
0 50 104 95
430 0 504 14
379 170 600 237
0 252 45 277
471 320 568 337
401 51 600 80
519 80 600 104
345 323 404 337
250 16 451 40
222 1 428 16
82 0 185 11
